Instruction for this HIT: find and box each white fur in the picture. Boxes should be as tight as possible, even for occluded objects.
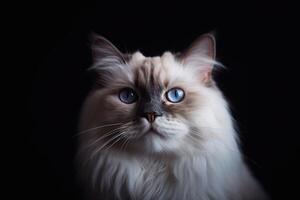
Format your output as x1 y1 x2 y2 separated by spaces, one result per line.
77 49 268 200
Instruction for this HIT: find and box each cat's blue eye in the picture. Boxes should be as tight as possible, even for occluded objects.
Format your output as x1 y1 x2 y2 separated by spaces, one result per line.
119 88 138 104
166 88 185 103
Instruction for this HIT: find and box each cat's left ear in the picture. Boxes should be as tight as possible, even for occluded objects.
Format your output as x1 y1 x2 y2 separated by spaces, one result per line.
180 33 216 84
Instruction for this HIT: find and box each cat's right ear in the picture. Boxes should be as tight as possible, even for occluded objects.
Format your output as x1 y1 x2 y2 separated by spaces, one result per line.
179 33 219 85
89 32 126 66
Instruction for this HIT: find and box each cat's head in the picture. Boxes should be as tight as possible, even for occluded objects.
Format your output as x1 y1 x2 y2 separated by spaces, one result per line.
79 33 231 156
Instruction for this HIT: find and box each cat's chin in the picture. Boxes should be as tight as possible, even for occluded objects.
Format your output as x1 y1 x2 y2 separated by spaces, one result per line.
135 132 177 154
147 128 166 139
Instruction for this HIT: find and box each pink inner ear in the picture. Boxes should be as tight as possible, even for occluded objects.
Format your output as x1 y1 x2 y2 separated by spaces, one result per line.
181 34 216 85
202 71 211 83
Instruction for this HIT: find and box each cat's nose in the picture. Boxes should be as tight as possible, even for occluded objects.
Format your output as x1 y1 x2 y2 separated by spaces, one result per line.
143 112 162 123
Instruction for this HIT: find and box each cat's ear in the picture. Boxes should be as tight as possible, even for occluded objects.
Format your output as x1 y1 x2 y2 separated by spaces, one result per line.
90 32 126 65
180 33 217 84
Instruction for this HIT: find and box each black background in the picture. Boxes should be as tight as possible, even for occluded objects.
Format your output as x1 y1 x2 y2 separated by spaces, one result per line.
20 1 298 200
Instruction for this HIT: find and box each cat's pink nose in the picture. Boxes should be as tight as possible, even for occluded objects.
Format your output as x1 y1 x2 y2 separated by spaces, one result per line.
143 112 161 123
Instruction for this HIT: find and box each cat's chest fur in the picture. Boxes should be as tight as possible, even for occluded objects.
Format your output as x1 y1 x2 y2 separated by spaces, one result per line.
92 150 245 200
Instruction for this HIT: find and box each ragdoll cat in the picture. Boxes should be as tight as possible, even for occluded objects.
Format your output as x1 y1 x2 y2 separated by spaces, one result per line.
76 33 268 200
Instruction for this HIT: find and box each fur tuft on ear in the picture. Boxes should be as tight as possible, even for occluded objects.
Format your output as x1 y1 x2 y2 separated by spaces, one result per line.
180 33 222 85
89 33 126 71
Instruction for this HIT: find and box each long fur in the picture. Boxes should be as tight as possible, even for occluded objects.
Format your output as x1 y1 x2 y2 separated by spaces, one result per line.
76 35 268 200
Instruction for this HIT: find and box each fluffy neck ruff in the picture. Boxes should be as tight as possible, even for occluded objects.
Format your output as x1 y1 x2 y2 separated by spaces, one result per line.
77 127 256 200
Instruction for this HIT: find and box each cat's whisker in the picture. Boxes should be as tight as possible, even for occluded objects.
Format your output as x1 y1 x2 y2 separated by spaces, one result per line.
90 135 120 159
91 132 125 158
89 123 132 156
74 122 125 137
82 122 132 149
88 122 131 144
190 126 223 131
188 127 224 137
86 127 125 148
120 138 127 151
120 136 130 151
103 132 126 152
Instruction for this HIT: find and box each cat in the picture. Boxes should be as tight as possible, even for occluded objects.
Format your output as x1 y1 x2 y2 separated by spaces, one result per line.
76 33 268 200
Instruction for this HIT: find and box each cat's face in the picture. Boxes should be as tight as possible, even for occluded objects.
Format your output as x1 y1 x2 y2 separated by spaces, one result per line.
79 34 222 155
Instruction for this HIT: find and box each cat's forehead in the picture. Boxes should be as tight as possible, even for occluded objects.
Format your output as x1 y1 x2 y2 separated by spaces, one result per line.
128 51 175 67
127 51 177 89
